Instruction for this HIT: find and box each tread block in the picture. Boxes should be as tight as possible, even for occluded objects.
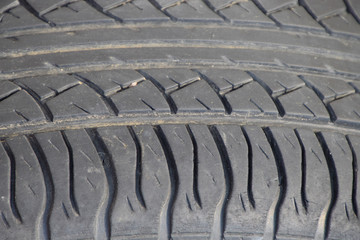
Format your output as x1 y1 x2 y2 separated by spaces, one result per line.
330 93 360 124
0 81 20 100
322 13 360 37
295 129 331 237
220 1 275 25
43 1 114 25
186 124 225 232
251 71 305 97
271 5 324 30
5 136 45 239
277 87 330 120
216 125 250 234
0 143 12 231
78 70 145 97
129 125 170 235
199 69 252 95
0 90 46 125
62 129 106 238
0 5 47 31
301 0 346 20
111 80 170 114
242 126 279 233
165 0 222 22
225 81 278 115
161 125 202 233
254 0 297 14
144 69 200 93
17 75 80 101
46 84 110 120
34 131 79 238
269 127 307 236
321 132 359 239
108 0 168 22
27 0 75 15
301 75 355 102
97 126 164 236
170 80 225 113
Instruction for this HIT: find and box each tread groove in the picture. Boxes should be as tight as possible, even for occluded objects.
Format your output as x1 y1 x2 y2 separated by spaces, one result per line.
314 132 339 240
85 128 117 240
294 129 308 213
345 135 358 217
27 135 55 240
153 125 179 240
208 125 233 240
127 126 146 209
60 131 80 216
185 125 202 208
241 126 255 209
263 127 287 240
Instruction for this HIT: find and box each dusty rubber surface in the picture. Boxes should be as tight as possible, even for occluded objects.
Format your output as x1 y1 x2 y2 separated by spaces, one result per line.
0 0 360 239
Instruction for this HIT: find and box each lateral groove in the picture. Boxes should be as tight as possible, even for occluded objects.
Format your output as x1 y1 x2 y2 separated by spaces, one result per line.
241 126 255 209
208 125 233 240
153 125 179 240
294 129 308 213
263 127 287 240
185 125 202 208
345 135 358 217
127 126 146 209
314 132 339 240
60 131 80 216
27 135 54 240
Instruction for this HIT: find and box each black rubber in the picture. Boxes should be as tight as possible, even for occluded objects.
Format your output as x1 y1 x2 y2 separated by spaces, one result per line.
0 0 360 239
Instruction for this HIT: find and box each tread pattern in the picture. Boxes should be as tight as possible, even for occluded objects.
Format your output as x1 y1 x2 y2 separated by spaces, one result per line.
1 0 360 40
1 68 360 129
0 124 359 239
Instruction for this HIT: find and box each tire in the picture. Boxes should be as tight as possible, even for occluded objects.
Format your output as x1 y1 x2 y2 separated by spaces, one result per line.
1 0 360 239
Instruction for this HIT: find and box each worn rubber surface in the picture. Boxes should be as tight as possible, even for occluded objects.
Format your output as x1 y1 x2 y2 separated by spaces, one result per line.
1 0 360 239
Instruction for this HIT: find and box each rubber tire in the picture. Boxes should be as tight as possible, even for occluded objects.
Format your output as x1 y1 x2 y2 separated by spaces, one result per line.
0 0 360 239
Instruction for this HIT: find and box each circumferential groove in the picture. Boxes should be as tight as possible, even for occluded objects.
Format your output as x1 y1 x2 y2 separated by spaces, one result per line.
262 127 287 240
314 132 339 240
153 125 179 240
60 131 80 216
27 135 54 240
85 128 117 240
1 141 22 223
208 125 233 240
241 126 255 209
127 126 146 209
185 125 202 208
294 129 308 213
